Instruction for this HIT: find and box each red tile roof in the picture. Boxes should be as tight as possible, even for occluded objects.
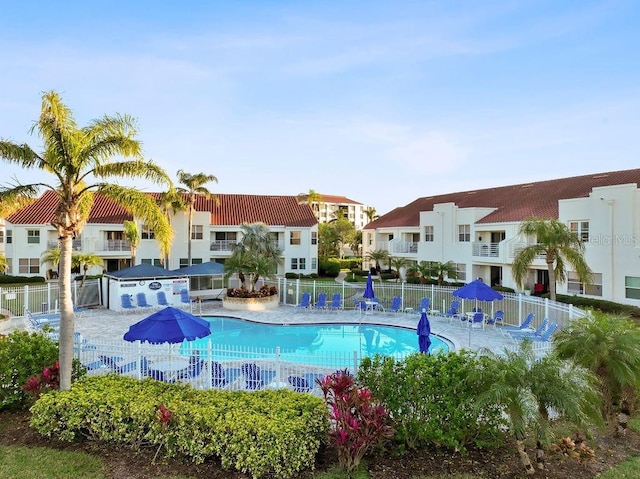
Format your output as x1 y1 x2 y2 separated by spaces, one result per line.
366 168 640 229
7 191 317 228
315 194 363 205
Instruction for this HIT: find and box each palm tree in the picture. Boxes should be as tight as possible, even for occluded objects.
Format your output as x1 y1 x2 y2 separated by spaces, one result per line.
429 261 458 285
0 90 172 390
0 255 8 274
389 256 411 282
123 220 139 266
224 222 281 292
553 311 640 432
471 341 600 474
512 217 592 301
366 249 389 273
297 189 323 213
406 260 431 284
176 170 218 266
156 187 186 267
74 252 104 291
363 207 378 222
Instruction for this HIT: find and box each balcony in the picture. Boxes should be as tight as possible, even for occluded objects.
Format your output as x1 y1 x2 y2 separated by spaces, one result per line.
210 240 236 251
472 242 499 258
98 239 131 252
47 239 82 251
509 243 546 260
390 241 418 254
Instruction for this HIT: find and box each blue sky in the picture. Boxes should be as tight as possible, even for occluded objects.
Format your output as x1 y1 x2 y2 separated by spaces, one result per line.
1 1 639 215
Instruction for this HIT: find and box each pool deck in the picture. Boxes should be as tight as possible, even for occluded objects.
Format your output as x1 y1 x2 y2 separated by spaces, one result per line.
4 301 519 354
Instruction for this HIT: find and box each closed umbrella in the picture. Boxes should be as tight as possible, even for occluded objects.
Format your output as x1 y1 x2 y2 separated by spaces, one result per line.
417 310 431 354
123 306 211 344
363 272 375 299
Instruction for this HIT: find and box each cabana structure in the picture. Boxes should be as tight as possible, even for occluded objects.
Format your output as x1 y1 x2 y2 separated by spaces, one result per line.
104 264 189 312
171 261 225 300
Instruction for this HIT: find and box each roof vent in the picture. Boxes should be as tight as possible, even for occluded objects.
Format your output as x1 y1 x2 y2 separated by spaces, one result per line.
467 191 477 195
521 184 533 188
592 174 609 179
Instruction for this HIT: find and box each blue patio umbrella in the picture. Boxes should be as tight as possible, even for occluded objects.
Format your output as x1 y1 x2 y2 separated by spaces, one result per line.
453 279 503 308
123 306 211 344
416 310 431 354
363 272 375 299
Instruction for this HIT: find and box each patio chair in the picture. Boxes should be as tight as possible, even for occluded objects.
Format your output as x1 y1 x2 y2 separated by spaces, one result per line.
468 311 485 329
312 292 327 311
25 308 60 330
241 362 265 390
387 296 403 314
498 312 535 336
444 300 461 324
288 375 311 393
353 299 368 313
211 361 229 388
100 355 149 375
529 322 558 342
173 355 205 382
179 289 191 308
136 292 154 310
370 297 385 312
510 318 549 339
328 293 342 311
419 297 430 312
486 310 504 328
156 291 171 307
120 294 138 313
295 292 312 311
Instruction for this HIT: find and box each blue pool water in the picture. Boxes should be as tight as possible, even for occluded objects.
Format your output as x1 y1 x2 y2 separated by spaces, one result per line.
182 316 450 363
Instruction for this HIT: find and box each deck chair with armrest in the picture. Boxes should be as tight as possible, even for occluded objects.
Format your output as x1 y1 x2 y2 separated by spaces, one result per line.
445 300 461 324
136 292 154 310
120 294 138 313
312 292 327 311
529 322 558 342
510 318 549 339
288 375 311 393
328 293 342 311
295 292 312 311
468 311 486 329
156 291 171 307
498 312 535 336
387 296 403 314
179 289 191 308
485 310 505 328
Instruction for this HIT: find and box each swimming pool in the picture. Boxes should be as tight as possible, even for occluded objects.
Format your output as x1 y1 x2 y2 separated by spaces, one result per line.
182 316 450 365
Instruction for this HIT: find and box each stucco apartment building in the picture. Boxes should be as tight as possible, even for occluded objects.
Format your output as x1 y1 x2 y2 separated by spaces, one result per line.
362 168 640 306
3 191 319 278
308 194 370 230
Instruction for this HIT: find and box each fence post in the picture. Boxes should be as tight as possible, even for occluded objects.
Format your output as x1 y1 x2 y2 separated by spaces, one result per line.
312 280 316 302
353 350 358 375
544 297 550 320
295 279 300 305
24 285 29 314
518 293 523 326
275 346 281 384
208 339 213 390
401 281 405 308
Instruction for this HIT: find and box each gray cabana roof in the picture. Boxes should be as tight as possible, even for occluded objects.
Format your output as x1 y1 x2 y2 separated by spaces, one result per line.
171 261 224 276
105 264 180 280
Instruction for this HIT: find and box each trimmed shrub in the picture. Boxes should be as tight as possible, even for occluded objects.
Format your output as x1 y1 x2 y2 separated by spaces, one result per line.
30 375 330 479
358 352 504 452
548 294 640 317
319 258 341 277
0 331 59 410
0 275 46 284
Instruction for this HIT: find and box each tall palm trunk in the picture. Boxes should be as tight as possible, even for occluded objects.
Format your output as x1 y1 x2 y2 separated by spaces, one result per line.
546 257 556 301
187 202 193 265
58 234 75 390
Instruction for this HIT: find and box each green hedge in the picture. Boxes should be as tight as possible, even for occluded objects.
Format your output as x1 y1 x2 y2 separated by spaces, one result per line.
548 294 640 317
0 275 46 284
358 352 504 452
318 258 341 277
30 375 330 479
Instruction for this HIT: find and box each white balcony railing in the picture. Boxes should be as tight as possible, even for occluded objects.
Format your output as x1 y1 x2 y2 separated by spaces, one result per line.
472 242 499 257
99 239 131 252
47 239 82 251
390 241 418 254
210 240 236 251
509 243 546 260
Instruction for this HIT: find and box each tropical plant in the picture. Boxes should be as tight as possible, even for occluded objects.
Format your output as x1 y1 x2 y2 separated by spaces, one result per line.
349 230 362 257
406 260 431 284
74 252 104 290
512 217 592 301
366 249 389 273
389 256 411 281
224 222 281 293
0 255 8 273
156 187 186 267
553 311 640 432
470 341 601 474
0 90 172 390
429 260 458 285
176 169 218 266
317 223 339 258
122 220 140 266
296 188 323 213
363 206 379 222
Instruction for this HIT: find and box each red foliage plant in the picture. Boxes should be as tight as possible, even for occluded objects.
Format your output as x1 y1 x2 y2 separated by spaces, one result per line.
226 285 278 298
22 361 60 400
318 370 394 474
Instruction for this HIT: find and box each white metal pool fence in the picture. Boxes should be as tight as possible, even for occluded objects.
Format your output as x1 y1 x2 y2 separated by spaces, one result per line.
0 279 102 316
276 278 587 332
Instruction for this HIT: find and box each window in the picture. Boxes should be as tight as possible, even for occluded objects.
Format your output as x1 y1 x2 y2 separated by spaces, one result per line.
290 231 301 245
424 226 434 242
625 276 640 300
455 263 466 281
27 230 40 244
19 258 39 274
368 233 372 246
299 258 306 270
569 221 590 242
141 225 155 240
458 225 470 242
215 232 237 241
5 230 11 244
0 230 4 243
291 258 298 270
568 272 601 296
311 257 317 270
191 225 203 240
311 231 317 245
141 258 163 266
179 258 189 268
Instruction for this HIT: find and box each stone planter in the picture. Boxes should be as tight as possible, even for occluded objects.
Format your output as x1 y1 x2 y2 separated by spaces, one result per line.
222 294 279 311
